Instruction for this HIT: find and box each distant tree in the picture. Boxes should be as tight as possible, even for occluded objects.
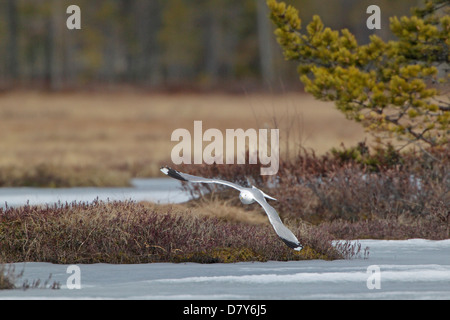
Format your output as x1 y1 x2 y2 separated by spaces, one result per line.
256 0 275 84
5 0 19 80
267 0 449 148
159 0 202 82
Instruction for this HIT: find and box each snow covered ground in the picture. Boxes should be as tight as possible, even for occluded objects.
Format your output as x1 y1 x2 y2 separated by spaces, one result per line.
1 239 449 300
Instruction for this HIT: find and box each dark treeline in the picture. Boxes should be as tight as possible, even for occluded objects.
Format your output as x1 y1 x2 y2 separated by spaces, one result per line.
0 0 413 92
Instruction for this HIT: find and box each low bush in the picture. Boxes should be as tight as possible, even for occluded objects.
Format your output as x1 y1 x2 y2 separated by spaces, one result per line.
0 264 16 290
177 144 449 239
0 264 60 290
0 200 356 264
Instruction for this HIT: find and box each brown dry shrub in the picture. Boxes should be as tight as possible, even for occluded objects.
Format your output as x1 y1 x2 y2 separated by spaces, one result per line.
176 145 449 239
0 200 351 264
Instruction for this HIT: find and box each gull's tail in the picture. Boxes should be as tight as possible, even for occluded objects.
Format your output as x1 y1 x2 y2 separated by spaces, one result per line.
252 186 277 201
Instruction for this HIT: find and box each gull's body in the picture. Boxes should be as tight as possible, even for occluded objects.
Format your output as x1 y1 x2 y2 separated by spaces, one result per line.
160 167 302 251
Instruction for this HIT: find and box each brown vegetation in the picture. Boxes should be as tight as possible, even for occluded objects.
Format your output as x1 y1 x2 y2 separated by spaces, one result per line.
178 144 450 240
0 263 60 290
0 92 447 266
0 200 358 264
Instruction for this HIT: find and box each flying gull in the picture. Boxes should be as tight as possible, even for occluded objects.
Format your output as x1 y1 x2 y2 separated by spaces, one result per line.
160 166 303 251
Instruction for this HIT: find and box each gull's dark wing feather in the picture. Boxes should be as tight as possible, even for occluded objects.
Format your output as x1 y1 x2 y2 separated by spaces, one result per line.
160 167 243 192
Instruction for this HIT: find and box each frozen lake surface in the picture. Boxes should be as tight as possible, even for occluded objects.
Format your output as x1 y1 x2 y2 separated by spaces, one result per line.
1 239 449 300
0 178 190 208
1 179 449 300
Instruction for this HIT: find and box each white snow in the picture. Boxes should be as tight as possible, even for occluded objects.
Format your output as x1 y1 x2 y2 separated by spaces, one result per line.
150 267 450 284
1 239 449 300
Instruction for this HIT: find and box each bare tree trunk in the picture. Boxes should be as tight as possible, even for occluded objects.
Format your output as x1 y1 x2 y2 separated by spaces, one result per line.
256 0 275 85
6 0 19 82
204 3 221 85
134 0 163 86
44 0 63 90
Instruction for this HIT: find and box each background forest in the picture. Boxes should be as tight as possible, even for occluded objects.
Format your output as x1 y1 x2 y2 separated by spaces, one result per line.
0 0 415 91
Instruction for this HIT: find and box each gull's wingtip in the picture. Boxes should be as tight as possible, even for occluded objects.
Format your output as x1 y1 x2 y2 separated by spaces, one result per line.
280 238 303 251
160 166 188 182
160 166 169 175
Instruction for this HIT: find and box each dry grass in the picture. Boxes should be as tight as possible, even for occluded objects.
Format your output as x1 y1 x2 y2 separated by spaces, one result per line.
141 200 269 226
0 90 370 186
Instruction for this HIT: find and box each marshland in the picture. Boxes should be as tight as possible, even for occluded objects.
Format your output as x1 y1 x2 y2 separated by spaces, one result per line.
0 0 448 299
0 91 448 270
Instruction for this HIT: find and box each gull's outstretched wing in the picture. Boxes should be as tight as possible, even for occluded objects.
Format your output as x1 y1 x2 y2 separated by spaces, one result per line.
161 166 299 250
160 167 244 192
251 188 303 251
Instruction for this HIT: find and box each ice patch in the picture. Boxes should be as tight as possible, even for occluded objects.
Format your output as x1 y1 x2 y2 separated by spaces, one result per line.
151 266 450 285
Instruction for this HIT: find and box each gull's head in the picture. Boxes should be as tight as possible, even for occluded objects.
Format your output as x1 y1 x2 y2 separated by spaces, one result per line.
239 190 255 205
